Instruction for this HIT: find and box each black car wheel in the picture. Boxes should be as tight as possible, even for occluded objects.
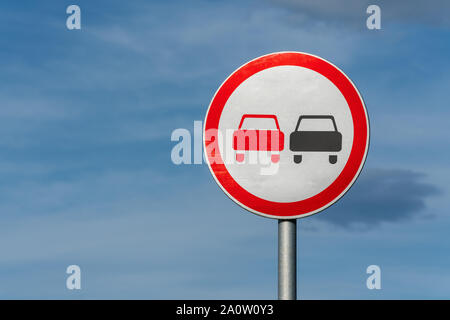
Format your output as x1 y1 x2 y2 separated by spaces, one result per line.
329 155 337 164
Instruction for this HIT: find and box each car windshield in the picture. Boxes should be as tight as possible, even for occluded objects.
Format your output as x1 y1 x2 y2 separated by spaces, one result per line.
298 118 335 131
240 117 278 130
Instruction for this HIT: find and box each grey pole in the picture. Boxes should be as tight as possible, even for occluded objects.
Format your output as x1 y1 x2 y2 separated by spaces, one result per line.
278 219 297 300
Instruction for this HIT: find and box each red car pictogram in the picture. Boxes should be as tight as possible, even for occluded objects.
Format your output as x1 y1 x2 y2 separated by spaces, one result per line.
233 114 284 163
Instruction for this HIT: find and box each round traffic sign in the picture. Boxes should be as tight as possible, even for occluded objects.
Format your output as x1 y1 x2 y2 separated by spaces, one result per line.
203 52 369 219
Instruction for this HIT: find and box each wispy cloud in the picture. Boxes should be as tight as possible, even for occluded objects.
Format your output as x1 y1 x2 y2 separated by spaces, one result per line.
270 0 450 27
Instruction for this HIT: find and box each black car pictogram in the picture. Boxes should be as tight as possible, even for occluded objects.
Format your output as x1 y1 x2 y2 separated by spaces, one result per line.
289 115 342 164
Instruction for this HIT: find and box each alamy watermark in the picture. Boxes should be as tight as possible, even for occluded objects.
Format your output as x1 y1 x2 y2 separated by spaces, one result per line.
366 5 381 30
171 121 281 175
366 265 381 290
66 265 81 290
66 5 81 30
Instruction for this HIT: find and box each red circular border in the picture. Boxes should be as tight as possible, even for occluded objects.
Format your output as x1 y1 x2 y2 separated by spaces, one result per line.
204 52 369 218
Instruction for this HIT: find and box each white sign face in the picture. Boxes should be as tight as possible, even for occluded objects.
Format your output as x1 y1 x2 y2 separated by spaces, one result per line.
204 52 369 219
219 65 354 202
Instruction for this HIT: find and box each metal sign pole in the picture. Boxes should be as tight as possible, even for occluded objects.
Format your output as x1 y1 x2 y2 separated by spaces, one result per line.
278 219 297 300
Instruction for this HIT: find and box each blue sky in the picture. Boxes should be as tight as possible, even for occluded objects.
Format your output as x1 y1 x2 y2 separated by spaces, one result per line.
0 0 449 299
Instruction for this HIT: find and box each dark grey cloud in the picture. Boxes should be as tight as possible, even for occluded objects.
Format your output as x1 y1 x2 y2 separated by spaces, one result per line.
317 168 441 228
270 0 450 27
